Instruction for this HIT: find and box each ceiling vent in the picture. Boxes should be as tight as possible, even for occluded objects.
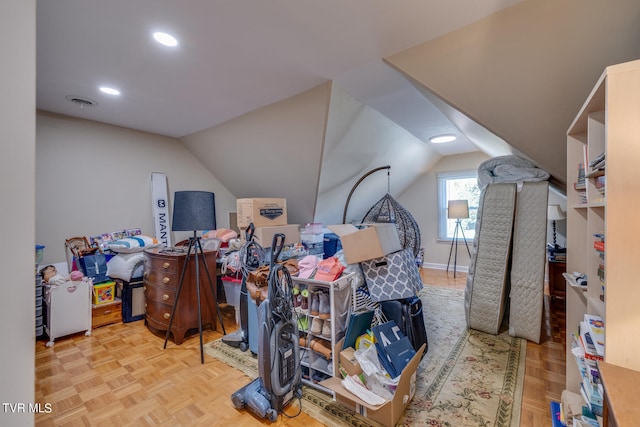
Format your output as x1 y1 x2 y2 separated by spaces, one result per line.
65 95 98 108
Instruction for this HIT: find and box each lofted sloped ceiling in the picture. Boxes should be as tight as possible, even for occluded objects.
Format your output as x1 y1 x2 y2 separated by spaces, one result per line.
37 1 640 226
385 0 640 190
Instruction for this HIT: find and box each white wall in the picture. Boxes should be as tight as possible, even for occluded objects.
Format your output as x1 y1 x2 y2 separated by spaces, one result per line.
398 151 490 269
181 83 331 227
36 112 237 265
0 1 35 425
316 84 442 226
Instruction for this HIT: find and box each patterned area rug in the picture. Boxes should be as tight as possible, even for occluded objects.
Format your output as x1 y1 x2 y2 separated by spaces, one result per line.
205 285 525 427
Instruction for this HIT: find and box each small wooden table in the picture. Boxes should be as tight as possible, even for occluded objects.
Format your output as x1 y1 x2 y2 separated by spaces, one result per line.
598 361 640 427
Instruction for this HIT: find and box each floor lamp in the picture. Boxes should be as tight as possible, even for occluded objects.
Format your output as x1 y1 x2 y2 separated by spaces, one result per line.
164 191 226 364
446 199 471 278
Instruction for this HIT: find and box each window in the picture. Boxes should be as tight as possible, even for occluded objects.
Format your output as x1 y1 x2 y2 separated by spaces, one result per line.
437 171 480 240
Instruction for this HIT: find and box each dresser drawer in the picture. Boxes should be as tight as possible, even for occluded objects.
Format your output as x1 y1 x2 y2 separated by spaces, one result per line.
145 300 175 327
144 269 179 288
144 282 176 305
144 254 179 273
92 300 122 328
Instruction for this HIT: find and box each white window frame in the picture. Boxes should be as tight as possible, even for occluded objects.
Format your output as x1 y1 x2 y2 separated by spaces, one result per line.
437 170 480 241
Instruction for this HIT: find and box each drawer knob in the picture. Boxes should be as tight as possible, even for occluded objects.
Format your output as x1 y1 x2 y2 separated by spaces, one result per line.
144 272 148 277
143 286 147 291
162 294 169 301
163 262 170 269
162 277 170 284
163 313 170 320
145 303 147 308
104 310 112 315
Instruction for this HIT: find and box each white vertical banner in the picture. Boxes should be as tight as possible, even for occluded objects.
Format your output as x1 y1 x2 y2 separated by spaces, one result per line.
151 172 172 247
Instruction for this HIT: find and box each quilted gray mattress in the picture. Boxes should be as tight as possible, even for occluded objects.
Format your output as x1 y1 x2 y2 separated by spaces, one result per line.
508 181 549 343
464 183 516 335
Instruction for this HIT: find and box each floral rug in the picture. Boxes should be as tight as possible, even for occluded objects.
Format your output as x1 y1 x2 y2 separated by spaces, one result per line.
205 285 525 427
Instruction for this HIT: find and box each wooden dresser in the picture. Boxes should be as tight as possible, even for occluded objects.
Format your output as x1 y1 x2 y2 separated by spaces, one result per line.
143 247 218 344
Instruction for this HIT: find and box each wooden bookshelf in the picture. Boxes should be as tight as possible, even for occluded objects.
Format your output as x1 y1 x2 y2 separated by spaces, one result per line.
565 59 640 399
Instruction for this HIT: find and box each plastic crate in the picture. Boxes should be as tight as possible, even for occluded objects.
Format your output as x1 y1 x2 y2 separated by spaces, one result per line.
222 275 242 324
93 281 116 305
35 245 45 265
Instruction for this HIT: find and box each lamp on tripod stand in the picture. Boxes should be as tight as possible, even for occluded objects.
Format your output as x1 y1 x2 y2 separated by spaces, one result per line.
164 190 226 363
446 199 471 278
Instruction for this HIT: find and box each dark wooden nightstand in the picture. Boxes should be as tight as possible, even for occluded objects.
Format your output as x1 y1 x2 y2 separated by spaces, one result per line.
547 259 566 309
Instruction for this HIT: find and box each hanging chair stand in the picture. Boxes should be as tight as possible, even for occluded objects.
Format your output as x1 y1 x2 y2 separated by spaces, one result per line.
342 165 422 258
342 165 391 224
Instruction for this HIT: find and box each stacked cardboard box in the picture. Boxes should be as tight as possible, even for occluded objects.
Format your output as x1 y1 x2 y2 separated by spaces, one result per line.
236 198 300 247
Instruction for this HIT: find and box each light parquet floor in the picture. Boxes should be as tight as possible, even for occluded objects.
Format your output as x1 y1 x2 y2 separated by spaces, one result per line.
35 268 566 426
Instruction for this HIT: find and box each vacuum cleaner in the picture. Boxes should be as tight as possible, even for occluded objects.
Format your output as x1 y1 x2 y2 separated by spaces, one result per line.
222 224 264 352
231 233 302 422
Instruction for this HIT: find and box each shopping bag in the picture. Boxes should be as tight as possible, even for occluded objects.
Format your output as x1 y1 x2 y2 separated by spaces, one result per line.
361 248 422 302
77 253 110 284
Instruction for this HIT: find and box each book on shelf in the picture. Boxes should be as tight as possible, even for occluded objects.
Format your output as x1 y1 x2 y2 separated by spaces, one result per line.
551 253 567 262
573 416 600 427
576 190 587 204
574 162 586 191
579 382 603 417
589 152 605 169
583 314 605 357
550 400 566 427
579 323 603 361
593 240 605 252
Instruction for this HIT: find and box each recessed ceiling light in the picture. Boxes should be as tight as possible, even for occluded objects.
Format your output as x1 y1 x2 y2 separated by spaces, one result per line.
99 86 120 96
153 32 178 47
430 134 457 144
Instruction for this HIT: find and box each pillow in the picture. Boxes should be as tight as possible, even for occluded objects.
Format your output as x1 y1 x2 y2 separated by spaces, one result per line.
107 235 159 253
107 252 145 281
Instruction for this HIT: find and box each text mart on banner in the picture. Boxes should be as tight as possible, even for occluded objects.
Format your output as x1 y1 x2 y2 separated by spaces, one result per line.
151 172 171 247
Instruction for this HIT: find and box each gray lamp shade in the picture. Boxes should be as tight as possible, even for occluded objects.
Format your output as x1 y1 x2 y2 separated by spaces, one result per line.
172 191 216 231
448 200 469 219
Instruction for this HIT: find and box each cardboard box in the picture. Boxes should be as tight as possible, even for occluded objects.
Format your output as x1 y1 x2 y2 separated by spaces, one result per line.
327 224 402 264
252 224 300 247
321 342 426 427
339 344 361 377
237 198 287 228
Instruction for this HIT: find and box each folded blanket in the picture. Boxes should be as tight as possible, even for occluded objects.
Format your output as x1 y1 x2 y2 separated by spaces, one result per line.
478 155 550 189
